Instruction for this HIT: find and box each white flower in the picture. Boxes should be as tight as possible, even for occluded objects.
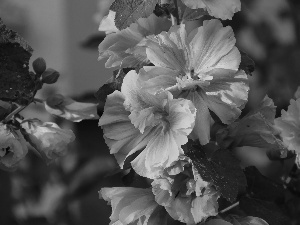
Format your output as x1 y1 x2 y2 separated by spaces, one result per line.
151 158 219 224
139 19 249 145
100 187 167 225
182 0 241 20
0 123 28 169
275 98 300 153
21 120 75 162
98 14 171 68
45 94 99 122
99 70 196 179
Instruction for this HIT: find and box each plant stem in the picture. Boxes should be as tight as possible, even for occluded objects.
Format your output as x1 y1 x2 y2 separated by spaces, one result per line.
219 202 239 214
3 105 26 123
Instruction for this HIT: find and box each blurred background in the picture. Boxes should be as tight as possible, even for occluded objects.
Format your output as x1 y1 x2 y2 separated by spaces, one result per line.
1 0 300 224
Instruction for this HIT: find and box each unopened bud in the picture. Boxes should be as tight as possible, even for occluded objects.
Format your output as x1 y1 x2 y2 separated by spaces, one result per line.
41 68 60 84
32 57 46 75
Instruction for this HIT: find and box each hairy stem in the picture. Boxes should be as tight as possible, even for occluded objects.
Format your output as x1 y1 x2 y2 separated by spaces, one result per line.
3 105 26 123
219 202 239 214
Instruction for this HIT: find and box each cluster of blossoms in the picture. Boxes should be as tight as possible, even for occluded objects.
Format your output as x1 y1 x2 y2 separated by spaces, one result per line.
3 0 300 224
0 91 100 168
0 47 98 169
96 0 286 224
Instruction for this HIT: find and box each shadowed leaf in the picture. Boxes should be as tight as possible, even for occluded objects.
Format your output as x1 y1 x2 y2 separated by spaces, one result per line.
0 18 36 105
110 0 159 30
186 143 247 202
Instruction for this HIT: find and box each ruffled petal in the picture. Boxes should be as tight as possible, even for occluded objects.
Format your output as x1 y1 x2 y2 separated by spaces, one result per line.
132 129 183 179
145 25 190 72
98 14 171 68
275 99 300 152
202 0 241 20
190 194 218 224
100 187 165 225
188 19 240 74
186 91 211 145
99 91 151 167
151 179 173 207
138 66 178 95
201 70 249 124
165 197 195 224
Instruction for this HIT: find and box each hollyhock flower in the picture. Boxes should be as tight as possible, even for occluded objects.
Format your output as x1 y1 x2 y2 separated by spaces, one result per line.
98 14 171 68
152 158 219 224
0 123 28 169
21 120 75 162
99 71 196 179
100 187 168 225
139 19 249 145
182 0 241 20
274 98 300 153
45 94 99 122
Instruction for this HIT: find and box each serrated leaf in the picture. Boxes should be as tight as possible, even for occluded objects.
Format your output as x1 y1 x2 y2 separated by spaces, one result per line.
0 18 36 105
240 197 290 225
110 0 159 30
239 51 255 76
186 144 247 202
244 166 284 202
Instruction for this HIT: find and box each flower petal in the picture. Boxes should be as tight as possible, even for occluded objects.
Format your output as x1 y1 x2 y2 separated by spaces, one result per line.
189 19 240 74
186 91 211 145
202 70 249 124
138 66 178 95
100 187 163 225
203 0 241 20
98 14 171 68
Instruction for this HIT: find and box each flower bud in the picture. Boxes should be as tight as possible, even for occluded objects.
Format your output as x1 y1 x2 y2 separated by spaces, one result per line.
21 120 75 162
41 68 60 84
32 57 46 75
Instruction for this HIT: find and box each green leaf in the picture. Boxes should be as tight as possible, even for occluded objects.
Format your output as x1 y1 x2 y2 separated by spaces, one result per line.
240 197 290 225
0 18 36 105
186 143 247 202
110 0 159 30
